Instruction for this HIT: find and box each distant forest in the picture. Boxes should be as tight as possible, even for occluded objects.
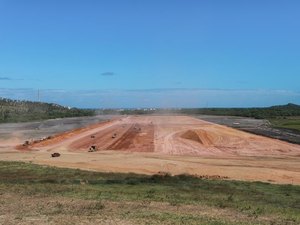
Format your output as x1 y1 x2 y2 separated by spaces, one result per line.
108 103 300 119
0 98 94 123
1 97 300 123
177 103 300 119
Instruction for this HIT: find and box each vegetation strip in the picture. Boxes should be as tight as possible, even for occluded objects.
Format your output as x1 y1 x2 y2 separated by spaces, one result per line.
0 161 299 224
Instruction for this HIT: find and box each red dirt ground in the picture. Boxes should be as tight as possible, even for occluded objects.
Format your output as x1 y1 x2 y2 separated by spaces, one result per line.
4 115 300 184
69 123 154 152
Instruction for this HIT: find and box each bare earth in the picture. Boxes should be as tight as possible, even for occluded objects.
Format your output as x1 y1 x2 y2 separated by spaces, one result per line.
1 115 300 184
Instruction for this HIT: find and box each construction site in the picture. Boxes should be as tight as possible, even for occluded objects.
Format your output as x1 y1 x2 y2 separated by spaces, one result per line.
1 115 300 185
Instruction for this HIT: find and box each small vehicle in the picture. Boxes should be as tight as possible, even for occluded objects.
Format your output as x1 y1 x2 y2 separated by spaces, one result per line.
51 152 61 157
89 145 97 152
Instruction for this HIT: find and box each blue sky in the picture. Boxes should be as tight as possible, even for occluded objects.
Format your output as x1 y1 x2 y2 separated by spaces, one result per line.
0 0 299 108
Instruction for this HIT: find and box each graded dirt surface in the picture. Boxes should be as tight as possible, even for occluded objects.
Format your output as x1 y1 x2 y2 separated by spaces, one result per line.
1 115 300 184
195 115 300 145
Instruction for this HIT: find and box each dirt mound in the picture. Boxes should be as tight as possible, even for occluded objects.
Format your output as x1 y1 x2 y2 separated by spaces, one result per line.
181 130 214 146
181 130 202 143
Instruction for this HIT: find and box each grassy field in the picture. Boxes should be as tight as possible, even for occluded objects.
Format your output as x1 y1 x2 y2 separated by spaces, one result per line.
0 161 299 225
270 116 300 132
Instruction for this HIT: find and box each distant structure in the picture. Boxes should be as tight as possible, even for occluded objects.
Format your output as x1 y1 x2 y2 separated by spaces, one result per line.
37 89 40 102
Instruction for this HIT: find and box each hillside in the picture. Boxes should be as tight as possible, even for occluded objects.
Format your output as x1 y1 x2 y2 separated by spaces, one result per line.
118 103 300 119
179 103 300 119
0 98 95 123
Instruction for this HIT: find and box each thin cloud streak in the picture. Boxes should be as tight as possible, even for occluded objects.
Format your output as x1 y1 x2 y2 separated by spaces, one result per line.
0 77 13 81
101 72 115 76
0 76 40 81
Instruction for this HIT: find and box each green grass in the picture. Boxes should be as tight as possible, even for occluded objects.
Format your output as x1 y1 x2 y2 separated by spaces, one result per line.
270 116 300 132
0 161 299 224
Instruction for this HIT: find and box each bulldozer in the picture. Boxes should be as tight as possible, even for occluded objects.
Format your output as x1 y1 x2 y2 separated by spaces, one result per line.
89 145 97 152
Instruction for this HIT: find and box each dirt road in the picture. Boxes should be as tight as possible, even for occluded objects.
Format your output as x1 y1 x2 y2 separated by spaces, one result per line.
1 115 300 184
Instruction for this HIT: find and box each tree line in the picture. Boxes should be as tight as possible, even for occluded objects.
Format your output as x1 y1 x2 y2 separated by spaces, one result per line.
0 98 94 123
